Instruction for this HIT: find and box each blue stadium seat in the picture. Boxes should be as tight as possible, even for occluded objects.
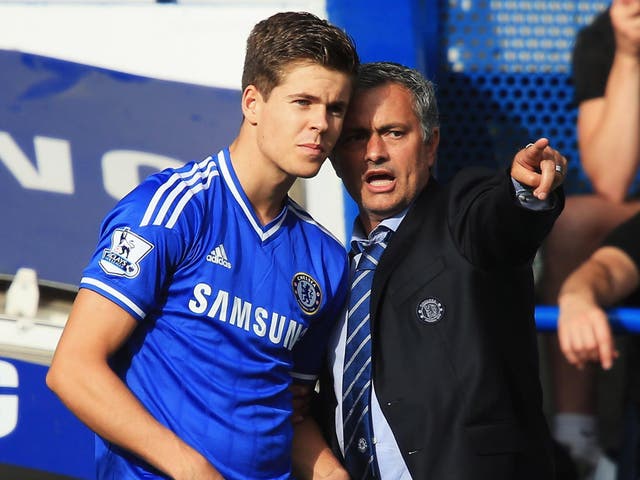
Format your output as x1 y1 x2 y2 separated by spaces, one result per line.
435 0 608 195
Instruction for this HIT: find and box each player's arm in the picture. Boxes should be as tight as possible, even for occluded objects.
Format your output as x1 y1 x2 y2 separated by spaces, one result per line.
46 289 223 480
292 407 348 480
578 1 640 200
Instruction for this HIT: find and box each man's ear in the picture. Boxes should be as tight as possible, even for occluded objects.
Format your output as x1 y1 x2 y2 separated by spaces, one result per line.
241 85 261 125
429 127 440 150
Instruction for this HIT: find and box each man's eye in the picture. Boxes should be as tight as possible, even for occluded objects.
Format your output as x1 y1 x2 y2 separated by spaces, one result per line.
341 133 366 144
328 106 346 117
294 99 311 106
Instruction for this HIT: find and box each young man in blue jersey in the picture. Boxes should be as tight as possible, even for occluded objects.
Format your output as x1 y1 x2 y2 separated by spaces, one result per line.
46 11 358 480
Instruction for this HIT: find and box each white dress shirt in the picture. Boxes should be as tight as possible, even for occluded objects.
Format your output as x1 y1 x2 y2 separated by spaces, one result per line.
329 211 412 480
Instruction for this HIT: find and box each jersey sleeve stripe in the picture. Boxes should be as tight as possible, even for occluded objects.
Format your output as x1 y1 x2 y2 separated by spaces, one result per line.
141 172 182 226
152 180 188 226
165 170 220 229
80 277 146 319
157 162 218 226
151 159 216 226
141 160 206 226
165 188 196 229
139 157 219 228
290 371 318 382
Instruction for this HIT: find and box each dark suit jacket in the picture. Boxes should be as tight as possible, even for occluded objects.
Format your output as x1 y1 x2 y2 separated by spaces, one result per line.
317 168 563 480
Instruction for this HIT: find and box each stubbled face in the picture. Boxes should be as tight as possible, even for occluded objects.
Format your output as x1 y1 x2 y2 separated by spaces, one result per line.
249 62 353 179
332 82 439 233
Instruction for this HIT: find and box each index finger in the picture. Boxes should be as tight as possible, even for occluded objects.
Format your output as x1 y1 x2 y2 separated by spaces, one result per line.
593 317 616 369
523 137 550 159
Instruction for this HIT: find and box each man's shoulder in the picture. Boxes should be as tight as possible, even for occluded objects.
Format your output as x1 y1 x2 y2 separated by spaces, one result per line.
286 198 347 252
109 155 223 239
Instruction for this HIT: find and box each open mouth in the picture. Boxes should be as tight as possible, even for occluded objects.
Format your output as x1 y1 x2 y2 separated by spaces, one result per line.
365 171 395 186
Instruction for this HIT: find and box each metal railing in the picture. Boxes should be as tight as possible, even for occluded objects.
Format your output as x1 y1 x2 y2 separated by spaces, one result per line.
535 305 640 333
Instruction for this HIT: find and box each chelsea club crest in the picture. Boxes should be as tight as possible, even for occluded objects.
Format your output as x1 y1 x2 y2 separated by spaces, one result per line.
292 273 322 315
416 297 444 323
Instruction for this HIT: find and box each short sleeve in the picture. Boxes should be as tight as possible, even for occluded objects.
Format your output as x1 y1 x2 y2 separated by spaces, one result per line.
80 176 186 320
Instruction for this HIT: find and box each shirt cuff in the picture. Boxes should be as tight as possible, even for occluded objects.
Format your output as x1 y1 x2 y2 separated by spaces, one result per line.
511 177 554 211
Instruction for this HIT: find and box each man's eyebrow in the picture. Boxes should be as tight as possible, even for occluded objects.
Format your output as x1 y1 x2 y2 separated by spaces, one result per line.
286 93 349 108
379 122 404 130
286 93 318 101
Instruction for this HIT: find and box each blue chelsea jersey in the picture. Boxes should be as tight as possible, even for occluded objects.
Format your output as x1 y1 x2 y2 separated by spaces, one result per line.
80 148 349 479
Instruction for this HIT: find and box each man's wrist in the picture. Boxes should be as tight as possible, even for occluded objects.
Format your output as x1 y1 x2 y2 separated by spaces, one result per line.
511 177 554 210
613 49 640 69
558 289 596 311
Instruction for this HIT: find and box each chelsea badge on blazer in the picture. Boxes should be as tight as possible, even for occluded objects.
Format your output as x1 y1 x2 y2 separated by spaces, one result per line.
416 297 444 323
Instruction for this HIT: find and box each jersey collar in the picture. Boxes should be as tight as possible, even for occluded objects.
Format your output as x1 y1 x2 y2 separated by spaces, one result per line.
217 148 287 242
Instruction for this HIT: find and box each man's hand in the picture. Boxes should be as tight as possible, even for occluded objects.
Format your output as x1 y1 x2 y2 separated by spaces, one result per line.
557 293 618 370
292 416 349 480
556 246 638 371
510 137 568 200
611 0 640 59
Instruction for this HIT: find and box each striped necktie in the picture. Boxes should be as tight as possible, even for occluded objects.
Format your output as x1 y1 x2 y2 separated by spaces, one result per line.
342 228 391 479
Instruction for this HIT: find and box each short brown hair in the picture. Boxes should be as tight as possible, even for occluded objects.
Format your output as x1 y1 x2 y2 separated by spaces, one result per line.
241 11 359 99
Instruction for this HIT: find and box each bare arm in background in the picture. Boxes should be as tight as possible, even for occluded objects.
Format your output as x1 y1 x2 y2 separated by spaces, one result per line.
558 247 639 370
579 0 640 201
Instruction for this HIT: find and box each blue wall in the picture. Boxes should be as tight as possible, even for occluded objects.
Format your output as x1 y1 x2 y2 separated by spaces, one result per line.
0 51 240 287
0 358 93 478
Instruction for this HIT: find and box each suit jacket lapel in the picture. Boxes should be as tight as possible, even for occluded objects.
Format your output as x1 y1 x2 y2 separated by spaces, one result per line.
370 179 440 315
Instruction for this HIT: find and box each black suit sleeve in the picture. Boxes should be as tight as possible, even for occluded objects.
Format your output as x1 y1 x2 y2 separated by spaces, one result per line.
448 168 564 269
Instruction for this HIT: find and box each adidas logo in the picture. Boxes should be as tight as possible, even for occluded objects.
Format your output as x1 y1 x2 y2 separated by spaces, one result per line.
206 244 232 269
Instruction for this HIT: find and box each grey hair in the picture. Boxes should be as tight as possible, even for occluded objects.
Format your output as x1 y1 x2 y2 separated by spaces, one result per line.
356 62 439 142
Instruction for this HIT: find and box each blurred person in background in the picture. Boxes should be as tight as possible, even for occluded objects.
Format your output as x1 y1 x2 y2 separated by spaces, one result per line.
541 1 640 476
557 211 640 480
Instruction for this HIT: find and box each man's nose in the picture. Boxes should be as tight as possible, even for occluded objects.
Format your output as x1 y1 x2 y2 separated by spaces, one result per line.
366 134 387 163
310 107 329 132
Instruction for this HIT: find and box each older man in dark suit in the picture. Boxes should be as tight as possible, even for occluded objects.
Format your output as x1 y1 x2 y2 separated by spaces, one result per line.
295 62 567 480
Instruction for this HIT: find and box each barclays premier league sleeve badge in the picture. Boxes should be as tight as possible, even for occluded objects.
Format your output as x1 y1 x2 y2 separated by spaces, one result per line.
99 227 154 278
